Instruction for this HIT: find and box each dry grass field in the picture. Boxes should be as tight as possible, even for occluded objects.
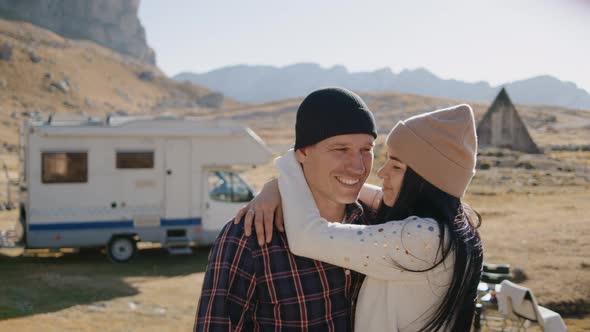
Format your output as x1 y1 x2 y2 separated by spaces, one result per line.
0 19 238 150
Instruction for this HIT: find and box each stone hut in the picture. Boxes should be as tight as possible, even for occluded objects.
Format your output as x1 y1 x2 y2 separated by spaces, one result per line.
477 88 540 153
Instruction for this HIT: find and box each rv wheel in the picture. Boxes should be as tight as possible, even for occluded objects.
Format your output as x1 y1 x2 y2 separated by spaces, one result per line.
107 236 137 263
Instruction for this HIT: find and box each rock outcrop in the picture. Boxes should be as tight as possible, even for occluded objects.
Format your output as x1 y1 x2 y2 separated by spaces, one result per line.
0 0 155 64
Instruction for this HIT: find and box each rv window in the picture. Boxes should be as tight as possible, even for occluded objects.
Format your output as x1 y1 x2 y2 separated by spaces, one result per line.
208 171 253 203
116 151 154 169
42 152 88 183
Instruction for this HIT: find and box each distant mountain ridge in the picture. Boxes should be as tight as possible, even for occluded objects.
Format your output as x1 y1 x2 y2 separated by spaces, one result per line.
174 63 590 110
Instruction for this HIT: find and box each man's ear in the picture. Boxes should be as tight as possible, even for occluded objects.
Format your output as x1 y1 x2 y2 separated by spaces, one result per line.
295 147 308 164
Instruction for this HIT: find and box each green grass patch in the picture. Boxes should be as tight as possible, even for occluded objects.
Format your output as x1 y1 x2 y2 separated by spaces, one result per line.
0 247 210 320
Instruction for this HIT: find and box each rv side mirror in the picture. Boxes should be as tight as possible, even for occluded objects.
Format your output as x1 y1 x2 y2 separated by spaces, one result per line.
247 191 254 201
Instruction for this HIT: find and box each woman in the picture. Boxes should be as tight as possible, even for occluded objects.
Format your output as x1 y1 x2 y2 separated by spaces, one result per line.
236 104 483 331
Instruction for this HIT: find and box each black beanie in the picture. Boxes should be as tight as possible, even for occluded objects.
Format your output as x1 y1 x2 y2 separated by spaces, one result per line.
295 87 377 150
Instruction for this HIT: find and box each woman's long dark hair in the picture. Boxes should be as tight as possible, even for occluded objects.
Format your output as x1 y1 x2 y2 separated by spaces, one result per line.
376 166 483 332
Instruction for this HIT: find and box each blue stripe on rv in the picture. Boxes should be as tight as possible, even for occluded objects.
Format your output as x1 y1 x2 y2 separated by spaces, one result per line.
28 217 202 231
160 218 201 226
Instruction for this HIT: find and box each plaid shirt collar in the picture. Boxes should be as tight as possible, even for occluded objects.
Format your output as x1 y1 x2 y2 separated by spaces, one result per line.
344 201 365 223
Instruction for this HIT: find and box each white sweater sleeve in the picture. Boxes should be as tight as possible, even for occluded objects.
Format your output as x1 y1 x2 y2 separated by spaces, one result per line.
277 150 444 281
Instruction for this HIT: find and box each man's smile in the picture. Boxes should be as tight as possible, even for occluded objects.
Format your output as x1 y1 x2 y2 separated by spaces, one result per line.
335 176 361 186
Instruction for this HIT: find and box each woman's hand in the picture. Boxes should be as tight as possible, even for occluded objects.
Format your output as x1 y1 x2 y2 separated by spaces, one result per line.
234 179 284 246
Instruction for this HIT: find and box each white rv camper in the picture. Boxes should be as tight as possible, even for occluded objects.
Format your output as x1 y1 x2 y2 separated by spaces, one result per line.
13 115 272 262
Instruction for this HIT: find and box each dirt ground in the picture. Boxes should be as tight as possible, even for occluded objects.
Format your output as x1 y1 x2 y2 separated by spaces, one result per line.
0 246 209 332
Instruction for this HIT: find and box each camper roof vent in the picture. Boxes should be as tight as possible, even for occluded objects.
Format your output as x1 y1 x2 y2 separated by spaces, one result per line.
46 114 103 126
106 115 156 126
154 115 178 120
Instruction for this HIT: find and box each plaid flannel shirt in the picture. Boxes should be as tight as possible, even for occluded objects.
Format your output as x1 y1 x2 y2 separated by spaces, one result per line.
194 202 373 332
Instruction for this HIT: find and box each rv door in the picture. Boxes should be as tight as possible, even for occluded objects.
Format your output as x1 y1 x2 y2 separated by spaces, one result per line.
164 139 191 219
202 170 254 231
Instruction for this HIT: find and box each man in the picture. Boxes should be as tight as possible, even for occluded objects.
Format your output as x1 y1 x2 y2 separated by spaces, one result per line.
194 87 377 331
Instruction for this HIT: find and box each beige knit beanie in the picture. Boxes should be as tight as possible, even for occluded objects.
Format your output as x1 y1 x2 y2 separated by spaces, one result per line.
386 104 477 198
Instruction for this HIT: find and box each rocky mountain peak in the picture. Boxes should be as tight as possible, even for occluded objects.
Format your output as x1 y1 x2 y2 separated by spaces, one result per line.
0 0 155 64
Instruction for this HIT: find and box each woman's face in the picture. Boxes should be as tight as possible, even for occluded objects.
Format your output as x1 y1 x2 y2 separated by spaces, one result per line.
376 147 407 206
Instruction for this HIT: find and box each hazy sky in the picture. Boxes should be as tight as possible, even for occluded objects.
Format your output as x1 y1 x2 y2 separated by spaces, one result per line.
139 0 589 92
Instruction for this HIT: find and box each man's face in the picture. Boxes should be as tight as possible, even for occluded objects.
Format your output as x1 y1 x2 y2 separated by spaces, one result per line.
296 134 375 208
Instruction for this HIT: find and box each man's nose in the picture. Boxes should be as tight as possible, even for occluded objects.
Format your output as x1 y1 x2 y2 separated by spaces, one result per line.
348 152 366 174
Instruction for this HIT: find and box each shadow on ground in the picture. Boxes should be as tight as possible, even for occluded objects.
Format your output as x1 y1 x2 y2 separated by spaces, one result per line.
0 247 211 320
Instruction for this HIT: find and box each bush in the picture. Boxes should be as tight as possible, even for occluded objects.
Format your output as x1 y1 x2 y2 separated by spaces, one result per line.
478 162 491 170
516 161 535 169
